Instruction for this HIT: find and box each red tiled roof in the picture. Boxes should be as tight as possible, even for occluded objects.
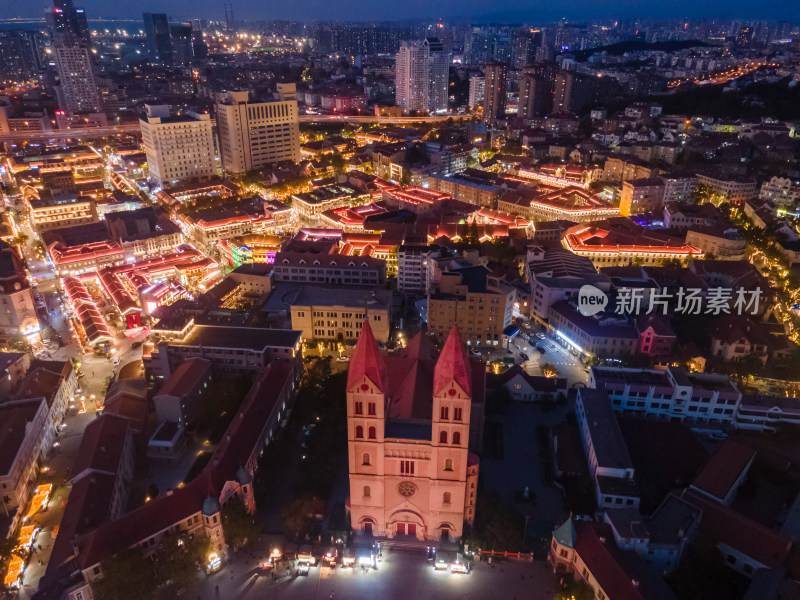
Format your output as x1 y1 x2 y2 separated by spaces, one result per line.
70 414 130 480
682 489 792 569
573 522 648 600
155 357 212 399
73 360 296 571
691 439 756 502
347 320 387 392
434 326 472 397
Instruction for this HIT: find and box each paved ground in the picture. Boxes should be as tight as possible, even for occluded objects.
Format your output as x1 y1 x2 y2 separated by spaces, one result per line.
188 548 558 600
480 402 569 552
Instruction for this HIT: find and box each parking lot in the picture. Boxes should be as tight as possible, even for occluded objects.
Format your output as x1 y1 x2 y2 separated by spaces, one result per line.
193 549 558 600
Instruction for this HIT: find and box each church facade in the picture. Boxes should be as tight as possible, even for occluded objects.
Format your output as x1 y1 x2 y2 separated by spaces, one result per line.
346 322 481 541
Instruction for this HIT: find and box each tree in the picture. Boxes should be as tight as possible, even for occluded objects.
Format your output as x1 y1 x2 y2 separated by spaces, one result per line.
154 533 210 591
282 493 318 540
91 548 158 600
221 494 259 550
554 573 596 600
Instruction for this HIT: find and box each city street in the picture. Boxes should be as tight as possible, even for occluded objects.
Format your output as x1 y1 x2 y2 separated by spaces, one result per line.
187 548 558 600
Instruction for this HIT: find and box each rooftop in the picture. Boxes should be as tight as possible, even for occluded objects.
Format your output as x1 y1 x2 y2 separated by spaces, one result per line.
154 357 212 399
578 388 635 471
177 325 301 352
293 285 392 309
691 439 756 503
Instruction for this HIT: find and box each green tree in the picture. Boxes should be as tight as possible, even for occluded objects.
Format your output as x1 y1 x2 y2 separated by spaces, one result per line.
91 548 159 600
221 494 259 550
282 493 317 540
154 533 210 590
554 574 596 600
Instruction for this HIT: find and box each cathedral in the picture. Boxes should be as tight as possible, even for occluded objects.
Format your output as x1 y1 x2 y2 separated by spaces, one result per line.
346 322 482 541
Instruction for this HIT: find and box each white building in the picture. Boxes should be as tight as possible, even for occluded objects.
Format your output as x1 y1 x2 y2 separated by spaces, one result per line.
140 105 217 188
215 87 301 174
575 388 640 511
52 43 100 115
468 76 484 110
395 38 449 115
590 366 741 428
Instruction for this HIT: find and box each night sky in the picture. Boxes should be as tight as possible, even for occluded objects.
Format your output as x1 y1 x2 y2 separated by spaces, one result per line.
2 0 799 23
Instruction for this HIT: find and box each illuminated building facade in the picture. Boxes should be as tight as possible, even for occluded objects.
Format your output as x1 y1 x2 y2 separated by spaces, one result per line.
347 323 481 540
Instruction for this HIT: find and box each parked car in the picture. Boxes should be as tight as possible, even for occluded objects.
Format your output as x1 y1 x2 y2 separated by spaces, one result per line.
519 353 530 361
469 348 481 356
536 346 545 354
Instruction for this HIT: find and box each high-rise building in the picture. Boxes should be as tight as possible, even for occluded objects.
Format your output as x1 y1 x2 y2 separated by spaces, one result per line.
346 321 481 540
552 70 595 114
143 13 173 65
468 76 484 110
52 43 101 114
140 104 217 187
47 0 91 47
170 24 193 66
215 88 301 174
0 31 43 85
191 23 208 60
395 38 449 115
518 70 552 120
737 26 754 48
482 62 508 123
47 0 99 115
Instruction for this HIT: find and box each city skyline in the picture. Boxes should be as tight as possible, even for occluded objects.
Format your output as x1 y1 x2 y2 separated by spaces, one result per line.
1 0 800 23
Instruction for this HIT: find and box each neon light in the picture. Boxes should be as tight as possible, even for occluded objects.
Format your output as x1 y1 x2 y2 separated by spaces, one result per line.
555 329 584 353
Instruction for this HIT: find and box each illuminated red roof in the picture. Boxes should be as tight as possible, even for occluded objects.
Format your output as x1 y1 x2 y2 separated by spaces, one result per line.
433 325 472 397
564 219 703 256
347 320 387 393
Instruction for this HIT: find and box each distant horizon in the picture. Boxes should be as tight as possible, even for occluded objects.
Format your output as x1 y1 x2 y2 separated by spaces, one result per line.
1 0 799 25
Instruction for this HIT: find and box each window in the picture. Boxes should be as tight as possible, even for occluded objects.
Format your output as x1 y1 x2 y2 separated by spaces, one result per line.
443 492 451 504
439 431 448 444
452 432 461 446
354 401 363 415
368 402 376 416
400 460 415 475
368 426 376 440
453 407 463 421
356 426 363 438
445 458 453 471
440 406 449 420
560 549 568 558
363 486 371 497
362 453 371 465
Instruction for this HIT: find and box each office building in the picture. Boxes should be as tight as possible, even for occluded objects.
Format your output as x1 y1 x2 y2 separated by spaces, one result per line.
395 38 449 114
482 62 508 123
143 13 173 65
347 322 481 539
140 104 216 187
216 89 301 174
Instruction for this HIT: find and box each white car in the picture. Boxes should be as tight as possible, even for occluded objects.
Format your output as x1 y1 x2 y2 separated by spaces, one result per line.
113 358 121 365
336 356 350 363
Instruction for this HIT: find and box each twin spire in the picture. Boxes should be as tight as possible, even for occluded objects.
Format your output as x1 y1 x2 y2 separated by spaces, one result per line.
347 321 471 398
